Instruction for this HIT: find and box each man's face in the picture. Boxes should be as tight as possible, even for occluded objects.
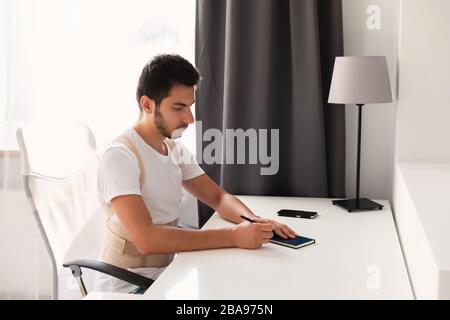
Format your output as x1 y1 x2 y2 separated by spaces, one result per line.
153 84 195 139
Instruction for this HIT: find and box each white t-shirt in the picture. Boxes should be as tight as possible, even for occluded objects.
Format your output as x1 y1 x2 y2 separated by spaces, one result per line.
95 127 204 292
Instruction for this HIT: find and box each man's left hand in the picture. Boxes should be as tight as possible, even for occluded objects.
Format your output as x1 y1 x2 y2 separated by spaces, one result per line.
251 216 298 239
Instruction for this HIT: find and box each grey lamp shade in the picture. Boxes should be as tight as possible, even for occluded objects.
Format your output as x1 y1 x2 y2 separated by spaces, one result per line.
328 56 393 104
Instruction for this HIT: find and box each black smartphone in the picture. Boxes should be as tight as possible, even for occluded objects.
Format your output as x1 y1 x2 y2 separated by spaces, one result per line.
277 209 318 219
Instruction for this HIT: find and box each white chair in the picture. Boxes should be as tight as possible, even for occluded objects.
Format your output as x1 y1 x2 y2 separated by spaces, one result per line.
16 122 153 299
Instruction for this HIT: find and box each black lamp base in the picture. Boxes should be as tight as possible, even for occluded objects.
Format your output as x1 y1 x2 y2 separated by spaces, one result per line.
332 198 384 213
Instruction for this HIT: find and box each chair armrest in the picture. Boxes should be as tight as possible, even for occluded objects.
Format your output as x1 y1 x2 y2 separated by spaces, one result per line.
63 259 154 290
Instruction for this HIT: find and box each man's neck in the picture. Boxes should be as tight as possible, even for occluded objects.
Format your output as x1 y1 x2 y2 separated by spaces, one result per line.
132 121 168 156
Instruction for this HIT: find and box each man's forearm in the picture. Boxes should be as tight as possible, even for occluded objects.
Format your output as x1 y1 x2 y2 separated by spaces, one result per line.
215 193 259 224
141 193 259 254
142 225 235 255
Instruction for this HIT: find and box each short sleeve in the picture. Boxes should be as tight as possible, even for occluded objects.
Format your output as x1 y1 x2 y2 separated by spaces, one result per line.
174 142 205 181
97 145 142 205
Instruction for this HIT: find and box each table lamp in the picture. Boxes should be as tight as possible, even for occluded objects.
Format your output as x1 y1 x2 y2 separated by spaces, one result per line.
328 56 392 212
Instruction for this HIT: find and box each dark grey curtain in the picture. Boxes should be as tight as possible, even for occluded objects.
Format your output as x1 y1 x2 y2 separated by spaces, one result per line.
195 0 345 227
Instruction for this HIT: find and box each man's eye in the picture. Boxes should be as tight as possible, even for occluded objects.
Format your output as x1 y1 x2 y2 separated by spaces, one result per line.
173 106 183 111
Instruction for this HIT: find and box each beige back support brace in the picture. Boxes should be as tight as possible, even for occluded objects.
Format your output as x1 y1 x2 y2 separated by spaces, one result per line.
100 133 178 269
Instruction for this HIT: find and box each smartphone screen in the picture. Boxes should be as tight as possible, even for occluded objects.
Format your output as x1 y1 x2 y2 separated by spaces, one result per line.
277 209 318 219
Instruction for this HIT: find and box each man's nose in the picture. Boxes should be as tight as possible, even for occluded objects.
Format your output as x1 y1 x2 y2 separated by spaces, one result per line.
183 108 194 125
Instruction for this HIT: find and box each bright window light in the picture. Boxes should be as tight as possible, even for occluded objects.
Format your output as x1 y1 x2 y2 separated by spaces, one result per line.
2 0 197 152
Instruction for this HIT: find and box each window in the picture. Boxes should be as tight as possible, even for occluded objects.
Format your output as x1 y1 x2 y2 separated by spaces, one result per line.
1 0 197 151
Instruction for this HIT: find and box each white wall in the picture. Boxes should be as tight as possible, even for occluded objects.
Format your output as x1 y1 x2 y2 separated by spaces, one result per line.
0 190 51 299
392 0 450 299
396 0 450 162
342 0 400 202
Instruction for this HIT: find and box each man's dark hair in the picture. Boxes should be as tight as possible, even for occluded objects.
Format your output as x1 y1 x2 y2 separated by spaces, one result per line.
136 54 200 109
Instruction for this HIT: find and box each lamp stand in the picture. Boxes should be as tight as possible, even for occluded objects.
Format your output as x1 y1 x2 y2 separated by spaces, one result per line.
332 104 384 212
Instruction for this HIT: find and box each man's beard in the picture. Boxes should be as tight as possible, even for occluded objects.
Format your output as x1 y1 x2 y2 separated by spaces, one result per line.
154 108 187 139
154 108 171 138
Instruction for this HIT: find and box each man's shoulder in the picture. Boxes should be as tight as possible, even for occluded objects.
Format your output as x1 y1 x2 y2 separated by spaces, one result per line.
100 129 135 154
99 137 138 168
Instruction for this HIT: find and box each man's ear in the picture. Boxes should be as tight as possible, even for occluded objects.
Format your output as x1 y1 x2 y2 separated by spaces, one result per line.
140 95 156 114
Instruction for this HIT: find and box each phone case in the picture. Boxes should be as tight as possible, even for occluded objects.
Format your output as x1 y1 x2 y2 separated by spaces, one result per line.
277 210 317 219
270 234 316 249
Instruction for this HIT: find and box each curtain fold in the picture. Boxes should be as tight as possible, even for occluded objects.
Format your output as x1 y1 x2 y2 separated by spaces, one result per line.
195 0 345 226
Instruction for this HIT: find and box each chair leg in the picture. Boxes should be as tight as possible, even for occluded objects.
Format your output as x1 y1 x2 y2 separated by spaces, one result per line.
75 276 88 297
68 265 88 297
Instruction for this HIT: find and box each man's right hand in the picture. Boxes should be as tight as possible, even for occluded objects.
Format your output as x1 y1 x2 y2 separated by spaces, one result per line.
230 221 274 249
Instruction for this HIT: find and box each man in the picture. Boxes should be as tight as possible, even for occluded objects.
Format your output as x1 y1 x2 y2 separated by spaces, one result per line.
96 54 297 293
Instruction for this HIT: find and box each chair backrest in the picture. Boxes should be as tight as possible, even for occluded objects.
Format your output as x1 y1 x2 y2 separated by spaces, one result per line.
16 122 104 299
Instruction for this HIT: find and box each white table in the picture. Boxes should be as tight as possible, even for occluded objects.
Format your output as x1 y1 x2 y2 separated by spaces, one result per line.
141 196 413 300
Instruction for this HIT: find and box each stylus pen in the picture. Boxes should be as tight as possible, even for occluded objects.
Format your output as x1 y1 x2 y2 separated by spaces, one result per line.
240 215 257 223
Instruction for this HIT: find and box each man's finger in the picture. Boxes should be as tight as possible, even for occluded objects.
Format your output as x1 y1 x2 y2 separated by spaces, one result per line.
274 228 288 239
261 231 274 238
282 226 297 238
260 223 274 232
279 225 297 237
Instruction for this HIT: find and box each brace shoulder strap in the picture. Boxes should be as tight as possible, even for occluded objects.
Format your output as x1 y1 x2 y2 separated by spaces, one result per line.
102 134 145 219
113 134 145 188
